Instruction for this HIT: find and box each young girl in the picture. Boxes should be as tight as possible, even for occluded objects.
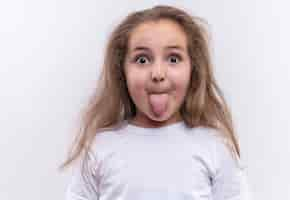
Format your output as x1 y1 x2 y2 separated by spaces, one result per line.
60 5 251 200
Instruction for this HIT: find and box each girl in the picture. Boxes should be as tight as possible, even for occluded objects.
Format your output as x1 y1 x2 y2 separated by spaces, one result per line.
61 5 251 200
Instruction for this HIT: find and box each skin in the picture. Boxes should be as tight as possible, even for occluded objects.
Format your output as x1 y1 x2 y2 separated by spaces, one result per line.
124 19 192 128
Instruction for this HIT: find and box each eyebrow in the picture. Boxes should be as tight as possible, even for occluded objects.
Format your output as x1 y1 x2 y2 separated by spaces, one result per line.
130 45 186 53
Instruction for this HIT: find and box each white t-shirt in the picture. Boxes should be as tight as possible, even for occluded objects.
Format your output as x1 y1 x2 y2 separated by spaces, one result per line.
65 120 252 200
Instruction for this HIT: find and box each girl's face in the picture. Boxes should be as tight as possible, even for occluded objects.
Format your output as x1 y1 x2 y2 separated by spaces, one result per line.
124 19 191 127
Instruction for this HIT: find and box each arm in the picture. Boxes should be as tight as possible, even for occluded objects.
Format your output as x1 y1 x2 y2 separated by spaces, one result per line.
65 150 102 200
211 137 252 200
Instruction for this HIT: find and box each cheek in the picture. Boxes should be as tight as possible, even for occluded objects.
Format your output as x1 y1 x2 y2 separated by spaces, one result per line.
173 81 187 102
171 70 191 102
125 70 147 104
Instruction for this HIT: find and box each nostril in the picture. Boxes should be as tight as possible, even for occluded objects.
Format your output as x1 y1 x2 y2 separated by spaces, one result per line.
152 76 164 82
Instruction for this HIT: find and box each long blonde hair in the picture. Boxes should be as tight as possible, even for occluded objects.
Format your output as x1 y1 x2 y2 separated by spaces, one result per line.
59 5 240 171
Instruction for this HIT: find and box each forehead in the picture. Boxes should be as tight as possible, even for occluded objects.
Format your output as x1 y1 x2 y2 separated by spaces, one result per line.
127 19 187 52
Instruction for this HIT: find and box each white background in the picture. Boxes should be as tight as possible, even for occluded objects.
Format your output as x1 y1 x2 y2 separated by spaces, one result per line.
0 0 289 199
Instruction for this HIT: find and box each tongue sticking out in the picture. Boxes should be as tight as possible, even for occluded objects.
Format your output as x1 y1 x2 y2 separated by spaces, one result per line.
148 93 169 116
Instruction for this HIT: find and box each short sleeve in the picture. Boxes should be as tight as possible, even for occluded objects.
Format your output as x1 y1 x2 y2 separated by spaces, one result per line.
211 137 252 200
65 150 102 200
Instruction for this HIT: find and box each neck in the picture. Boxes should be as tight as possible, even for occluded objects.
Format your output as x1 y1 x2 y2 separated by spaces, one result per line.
129 111 182 128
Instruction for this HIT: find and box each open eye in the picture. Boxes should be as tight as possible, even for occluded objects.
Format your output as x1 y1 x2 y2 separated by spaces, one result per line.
168 54 181 64
135 54 150 64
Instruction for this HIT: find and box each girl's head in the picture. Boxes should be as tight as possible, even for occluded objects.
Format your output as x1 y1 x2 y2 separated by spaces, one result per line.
124 18 191 126
60 5 240 170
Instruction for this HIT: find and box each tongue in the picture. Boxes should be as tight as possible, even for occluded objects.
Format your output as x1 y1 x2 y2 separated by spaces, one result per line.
148 93 169 116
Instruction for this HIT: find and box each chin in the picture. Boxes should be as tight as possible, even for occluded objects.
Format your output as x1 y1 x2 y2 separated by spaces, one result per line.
147 111 174 123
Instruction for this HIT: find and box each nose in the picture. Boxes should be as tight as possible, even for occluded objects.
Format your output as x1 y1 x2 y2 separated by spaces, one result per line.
151 61 166 83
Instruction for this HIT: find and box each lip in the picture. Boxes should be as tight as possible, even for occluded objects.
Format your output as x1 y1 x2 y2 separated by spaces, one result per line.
147 89 170 94
148 92 167 95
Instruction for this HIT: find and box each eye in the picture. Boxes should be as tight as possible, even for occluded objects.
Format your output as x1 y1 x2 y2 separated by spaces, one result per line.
134 54 150 64
168 54 182 64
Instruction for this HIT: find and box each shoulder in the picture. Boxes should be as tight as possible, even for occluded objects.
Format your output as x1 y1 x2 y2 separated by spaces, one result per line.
186 126 226 150
196 126 246 170
88 124 125 158
189 126 233 151
187 126 245 168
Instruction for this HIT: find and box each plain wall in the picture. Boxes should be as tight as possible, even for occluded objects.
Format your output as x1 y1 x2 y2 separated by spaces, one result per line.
0 0 289 199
